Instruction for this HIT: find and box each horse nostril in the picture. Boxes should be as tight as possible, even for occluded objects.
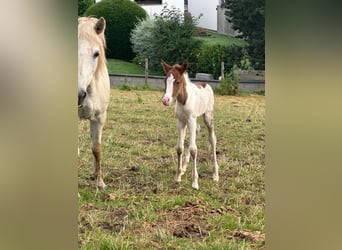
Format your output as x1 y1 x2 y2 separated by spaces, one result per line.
78 90 87 107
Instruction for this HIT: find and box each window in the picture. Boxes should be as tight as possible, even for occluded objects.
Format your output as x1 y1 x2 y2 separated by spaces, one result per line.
134 0 162 5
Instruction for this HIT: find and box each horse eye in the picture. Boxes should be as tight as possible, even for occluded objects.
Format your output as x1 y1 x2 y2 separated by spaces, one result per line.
93 51 100 58
175 81 180 85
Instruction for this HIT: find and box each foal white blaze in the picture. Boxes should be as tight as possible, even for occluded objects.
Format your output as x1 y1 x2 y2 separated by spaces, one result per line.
78 17 110 189
161 60 219 190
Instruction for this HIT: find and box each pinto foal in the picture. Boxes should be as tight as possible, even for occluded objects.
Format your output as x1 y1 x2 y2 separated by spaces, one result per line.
161 60 219 190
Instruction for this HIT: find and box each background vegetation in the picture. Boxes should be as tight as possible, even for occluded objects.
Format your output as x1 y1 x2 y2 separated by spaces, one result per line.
78 89 265 249
131 6 202 76
78 0 95 16
225 0 265 70
85 0 147 60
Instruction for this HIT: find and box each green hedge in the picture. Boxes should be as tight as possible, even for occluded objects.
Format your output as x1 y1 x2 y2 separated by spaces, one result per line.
85 0 146 60
192 44 247 79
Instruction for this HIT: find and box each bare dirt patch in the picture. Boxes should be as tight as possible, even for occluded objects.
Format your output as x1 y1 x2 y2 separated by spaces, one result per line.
153 199 240 239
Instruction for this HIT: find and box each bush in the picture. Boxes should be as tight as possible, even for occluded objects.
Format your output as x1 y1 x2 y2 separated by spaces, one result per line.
85 0 147 60
130 17 157 66
130 5 202 75
193 44 247 79
78 0 95 16
215 72 239 96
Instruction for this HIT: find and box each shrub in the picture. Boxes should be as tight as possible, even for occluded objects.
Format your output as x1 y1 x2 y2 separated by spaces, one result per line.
130 17 157 66
130 5 202 75
215 72 239 96
78 0 95 16
85 0 147 60
194 44 247 79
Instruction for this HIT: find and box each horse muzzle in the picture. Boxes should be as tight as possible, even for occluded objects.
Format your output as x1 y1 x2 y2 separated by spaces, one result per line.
78 90 87 108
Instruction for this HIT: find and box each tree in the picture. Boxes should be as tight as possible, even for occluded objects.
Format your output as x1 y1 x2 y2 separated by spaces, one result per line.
225 0 264 70
78 0 95 16
130 5 202 75
85 0 147 60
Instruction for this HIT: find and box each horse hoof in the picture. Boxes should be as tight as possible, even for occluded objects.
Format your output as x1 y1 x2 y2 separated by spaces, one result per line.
213 174 219 182
97 179 107 189
192 183 199 190
97 184 106 190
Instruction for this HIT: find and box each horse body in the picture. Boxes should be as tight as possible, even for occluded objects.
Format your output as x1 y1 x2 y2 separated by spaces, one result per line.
78 17 110 189
161 60 219 190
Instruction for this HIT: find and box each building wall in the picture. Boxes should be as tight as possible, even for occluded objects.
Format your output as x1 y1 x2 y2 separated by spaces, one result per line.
188 0 219 31
95 0 184 17
138 0 184 17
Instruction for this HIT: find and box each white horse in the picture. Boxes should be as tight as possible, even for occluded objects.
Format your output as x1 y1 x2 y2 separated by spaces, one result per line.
78 17 110 189
161 60 219 190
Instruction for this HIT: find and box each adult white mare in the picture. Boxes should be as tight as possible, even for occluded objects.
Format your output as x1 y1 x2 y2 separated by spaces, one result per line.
161 60 219 190
78 17 110 189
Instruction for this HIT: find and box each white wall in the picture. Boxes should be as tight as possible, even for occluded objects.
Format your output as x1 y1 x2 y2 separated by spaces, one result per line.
188 0 219 31
139 0 184 17
95 0 184 17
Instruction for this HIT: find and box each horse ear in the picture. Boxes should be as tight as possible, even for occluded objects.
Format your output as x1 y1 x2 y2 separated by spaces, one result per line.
179 60 189 74
95 17 106 34
161 60 172 74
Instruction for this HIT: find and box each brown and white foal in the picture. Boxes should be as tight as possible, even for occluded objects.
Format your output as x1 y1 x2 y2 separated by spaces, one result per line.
161 60 219 190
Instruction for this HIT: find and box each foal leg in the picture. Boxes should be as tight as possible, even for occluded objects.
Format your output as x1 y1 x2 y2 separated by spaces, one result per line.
188 117 199 190
175 119 187 183
203 112 219 182
90 113 107 189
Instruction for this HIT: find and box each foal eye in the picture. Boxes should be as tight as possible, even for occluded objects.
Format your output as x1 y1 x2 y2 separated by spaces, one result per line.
93 51 100 58
175 81 180 85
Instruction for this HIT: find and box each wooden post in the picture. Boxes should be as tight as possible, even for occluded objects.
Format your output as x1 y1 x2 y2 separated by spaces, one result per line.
221 61 224 79
144 58 149 83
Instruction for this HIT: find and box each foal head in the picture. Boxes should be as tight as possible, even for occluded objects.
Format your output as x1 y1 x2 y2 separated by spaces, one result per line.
78 17 106 108
161 60 189 106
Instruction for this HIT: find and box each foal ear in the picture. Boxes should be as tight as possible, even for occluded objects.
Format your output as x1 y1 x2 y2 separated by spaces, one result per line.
161 60 172 74
179 60 189 75
95 17 106 34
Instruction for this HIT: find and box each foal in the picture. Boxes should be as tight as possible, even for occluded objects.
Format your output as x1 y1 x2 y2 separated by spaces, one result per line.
161 60 219 190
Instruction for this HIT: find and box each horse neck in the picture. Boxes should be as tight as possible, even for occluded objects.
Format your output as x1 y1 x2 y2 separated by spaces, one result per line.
176 73 189 105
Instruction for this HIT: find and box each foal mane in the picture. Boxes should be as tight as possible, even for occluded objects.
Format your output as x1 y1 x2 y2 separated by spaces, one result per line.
78 17 107 76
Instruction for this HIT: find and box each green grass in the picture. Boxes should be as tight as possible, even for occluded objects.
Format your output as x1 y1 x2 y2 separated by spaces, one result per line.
78 89 265 249
107 58 163 76
195 30 247 47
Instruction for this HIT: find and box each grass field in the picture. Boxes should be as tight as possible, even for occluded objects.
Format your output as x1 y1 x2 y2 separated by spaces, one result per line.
195 30 247 47
78 89 265 249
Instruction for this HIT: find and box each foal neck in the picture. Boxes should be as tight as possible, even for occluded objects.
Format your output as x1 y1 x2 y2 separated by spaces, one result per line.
176 74 188 105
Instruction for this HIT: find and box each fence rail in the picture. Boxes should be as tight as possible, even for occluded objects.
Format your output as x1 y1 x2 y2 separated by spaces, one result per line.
109 73 265 93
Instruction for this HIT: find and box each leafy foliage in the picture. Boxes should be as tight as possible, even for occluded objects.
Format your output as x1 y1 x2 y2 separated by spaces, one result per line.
193 44 247 79
78 0 95 16
225 0 265 70
85 0 147 60
216 72 239 96
131 5 202 74
130 17 158 67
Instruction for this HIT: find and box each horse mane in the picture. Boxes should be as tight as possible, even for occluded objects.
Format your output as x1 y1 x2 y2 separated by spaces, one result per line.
78 17 107 77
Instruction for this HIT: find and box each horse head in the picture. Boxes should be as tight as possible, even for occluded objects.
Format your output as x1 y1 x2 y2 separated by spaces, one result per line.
161 60 189 106
78 17 106 108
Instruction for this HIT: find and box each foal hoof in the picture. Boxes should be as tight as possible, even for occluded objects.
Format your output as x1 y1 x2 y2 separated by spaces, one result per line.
213 174 219 182
192 183 199 190
96 179 107 190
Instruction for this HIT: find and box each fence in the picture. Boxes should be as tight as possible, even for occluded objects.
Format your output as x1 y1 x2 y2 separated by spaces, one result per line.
109 59 265 92
109 73 264 93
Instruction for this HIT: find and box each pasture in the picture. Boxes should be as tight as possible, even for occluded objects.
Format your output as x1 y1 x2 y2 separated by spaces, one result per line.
78 89 265 249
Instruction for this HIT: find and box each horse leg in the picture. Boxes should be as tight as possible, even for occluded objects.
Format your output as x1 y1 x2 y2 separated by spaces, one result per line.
175 119 187 183
203 112 219 182
188 117 199 190
90 113 106 189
